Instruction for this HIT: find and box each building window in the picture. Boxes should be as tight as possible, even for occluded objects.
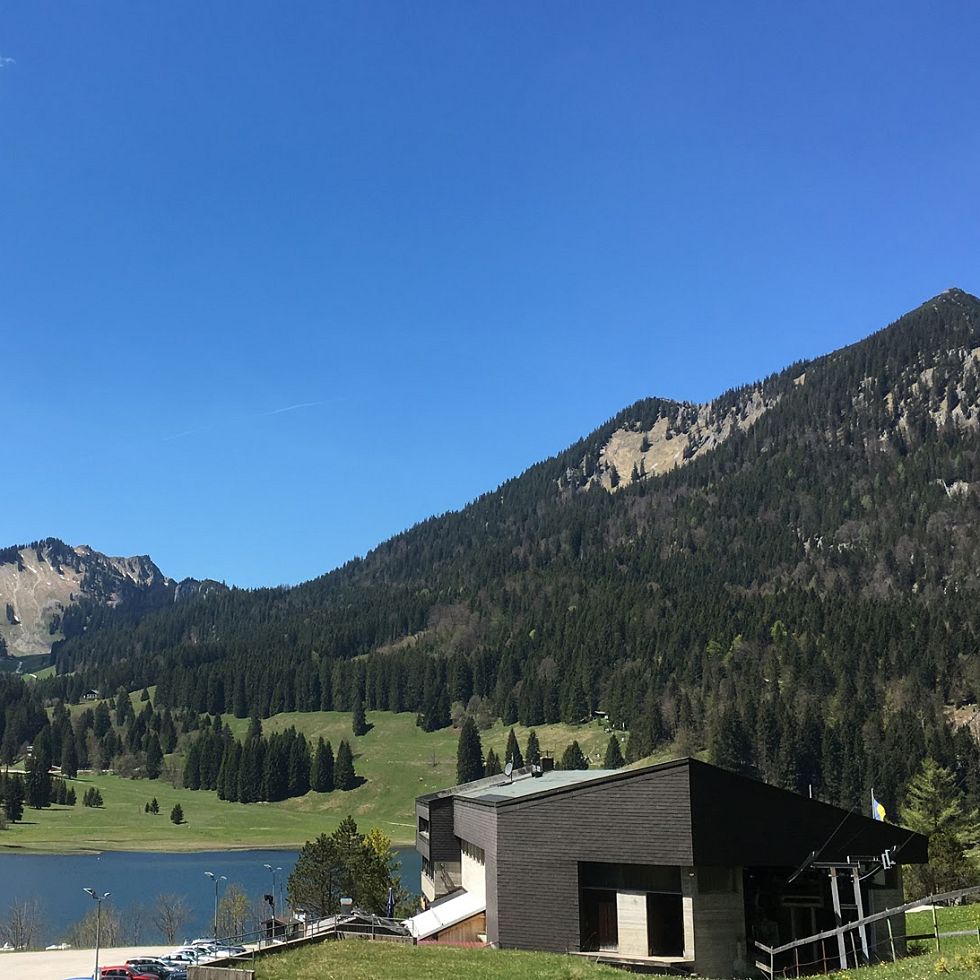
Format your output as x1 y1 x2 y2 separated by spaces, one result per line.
418 816 430 837
422 857 433 880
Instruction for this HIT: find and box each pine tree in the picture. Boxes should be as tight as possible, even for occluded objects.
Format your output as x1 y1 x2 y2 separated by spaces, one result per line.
311 737 334 793
25 752 51 809
352 699 368 737
559 740 589 770
505 728 523 768
335 739 356 790
288 734 311 797
456 718 484 783
183 739 202 790
901 758 980 897
61 730 79 779
145 734 163 780
150 797 159 814
322 740 335 792
485 748 502 776
603 735 625 769
525 730 541 766
170 802 184 825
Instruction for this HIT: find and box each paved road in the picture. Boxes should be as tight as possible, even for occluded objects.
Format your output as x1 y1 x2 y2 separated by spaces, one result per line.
0 944 173 980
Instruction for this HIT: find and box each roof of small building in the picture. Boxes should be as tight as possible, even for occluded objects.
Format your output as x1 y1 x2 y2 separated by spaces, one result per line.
455 768 618 803
417 757 930 866
404 889 485 940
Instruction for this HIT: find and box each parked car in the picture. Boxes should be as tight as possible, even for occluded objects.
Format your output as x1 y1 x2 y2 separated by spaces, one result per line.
126 959 185 979
100 967 157 979
161 952 200 968
210 944 246 959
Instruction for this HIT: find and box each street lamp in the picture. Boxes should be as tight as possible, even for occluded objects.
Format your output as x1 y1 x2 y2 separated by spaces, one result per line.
204 871 227 941
83 888 110 980
263 864 283 920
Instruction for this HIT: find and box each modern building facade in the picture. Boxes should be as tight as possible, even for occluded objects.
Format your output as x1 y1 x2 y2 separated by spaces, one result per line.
414 757 927 976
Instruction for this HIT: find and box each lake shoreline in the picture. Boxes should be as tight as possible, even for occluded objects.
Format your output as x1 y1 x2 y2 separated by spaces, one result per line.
0 834 417 856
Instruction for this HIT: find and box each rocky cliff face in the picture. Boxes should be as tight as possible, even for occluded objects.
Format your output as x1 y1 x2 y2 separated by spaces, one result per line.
0 538 175 657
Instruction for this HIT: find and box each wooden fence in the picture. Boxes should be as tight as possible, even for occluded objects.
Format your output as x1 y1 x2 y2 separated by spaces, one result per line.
754 884 980 978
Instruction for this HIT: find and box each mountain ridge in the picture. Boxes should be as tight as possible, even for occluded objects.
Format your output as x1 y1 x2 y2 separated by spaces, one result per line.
23 287 980 812
0 538 225 659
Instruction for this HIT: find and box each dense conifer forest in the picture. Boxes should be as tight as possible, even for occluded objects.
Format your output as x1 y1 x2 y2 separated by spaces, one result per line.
12 289 980 817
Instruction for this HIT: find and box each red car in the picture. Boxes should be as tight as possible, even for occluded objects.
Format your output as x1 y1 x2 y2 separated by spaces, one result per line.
101 968 157 979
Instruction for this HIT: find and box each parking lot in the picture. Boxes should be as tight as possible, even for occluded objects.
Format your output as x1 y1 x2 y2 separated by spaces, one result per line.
0 944 172 980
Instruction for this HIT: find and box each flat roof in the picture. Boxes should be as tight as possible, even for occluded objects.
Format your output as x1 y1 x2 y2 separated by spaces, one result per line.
456 769 619 803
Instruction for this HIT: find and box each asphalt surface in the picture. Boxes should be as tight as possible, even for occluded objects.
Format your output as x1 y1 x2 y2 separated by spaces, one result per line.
0 944 173 980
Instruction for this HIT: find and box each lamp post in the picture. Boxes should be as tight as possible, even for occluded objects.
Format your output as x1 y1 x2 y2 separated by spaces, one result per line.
204 871 227 941
263 864 282 921
83 888 110 980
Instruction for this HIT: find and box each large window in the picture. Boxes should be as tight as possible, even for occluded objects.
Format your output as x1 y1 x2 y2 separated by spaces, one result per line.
418 815 430 837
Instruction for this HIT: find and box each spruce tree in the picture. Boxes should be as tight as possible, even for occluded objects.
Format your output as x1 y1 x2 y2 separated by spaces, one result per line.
603 735 625 769
25 752 51 809
311 737 334 792
901 758 980 896
170 802 184 824
525 730 541 766
61 730 79 779
322 740 335 792
352 699 368 737
485 748 502 776
559 740 589 770
505 728 523 768
456 718 484 783
335 739 356 790
183 739 202 790
288 734 311 798
145 734 163 780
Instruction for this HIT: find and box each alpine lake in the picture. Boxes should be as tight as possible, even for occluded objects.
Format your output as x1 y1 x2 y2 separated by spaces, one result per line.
0 847 422 947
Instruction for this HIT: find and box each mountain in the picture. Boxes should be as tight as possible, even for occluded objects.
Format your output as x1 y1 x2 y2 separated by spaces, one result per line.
0 538 224 659
37 288 980 812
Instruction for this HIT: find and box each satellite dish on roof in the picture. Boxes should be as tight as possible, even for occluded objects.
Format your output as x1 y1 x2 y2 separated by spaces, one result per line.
504 761 513 779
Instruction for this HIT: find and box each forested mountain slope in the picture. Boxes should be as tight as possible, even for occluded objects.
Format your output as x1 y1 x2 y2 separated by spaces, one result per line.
40 288 980 815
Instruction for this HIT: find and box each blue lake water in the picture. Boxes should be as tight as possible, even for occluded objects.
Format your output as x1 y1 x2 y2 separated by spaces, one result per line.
0 847 421 946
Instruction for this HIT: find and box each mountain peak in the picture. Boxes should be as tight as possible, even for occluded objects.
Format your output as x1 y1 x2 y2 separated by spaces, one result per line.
0 540 175 659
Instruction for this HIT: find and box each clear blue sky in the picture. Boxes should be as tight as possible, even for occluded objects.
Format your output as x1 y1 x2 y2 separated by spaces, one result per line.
2 2 978 587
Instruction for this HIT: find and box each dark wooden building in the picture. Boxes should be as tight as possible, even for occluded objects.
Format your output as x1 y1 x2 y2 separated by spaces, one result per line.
413 758 927 976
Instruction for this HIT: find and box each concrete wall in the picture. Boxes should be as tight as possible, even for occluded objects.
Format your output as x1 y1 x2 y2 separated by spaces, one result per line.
616 891 648 957
868 866 907 958
461 841 487 902
188 968 255 980
689 866 747 979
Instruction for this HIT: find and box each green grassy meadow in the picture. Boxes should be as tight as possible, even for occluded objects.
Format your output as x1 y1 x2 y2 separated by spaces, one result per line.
826 906 980 980
253 940 626 980
2 709 638 853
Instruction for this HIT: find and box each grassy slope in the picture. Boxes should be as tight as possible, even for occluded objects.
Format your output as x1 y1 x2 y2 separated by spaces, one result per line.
827 907 980 980
2 710 648 853
251 907 980 980
253 940 625 980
